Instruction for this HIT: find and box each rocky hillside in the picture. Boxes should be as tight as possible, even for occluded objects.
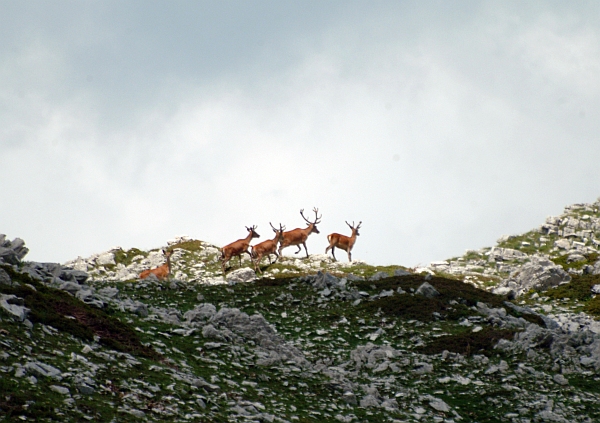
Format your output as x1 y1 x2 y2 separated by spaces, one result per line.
2 199 600 422
421 200 600 296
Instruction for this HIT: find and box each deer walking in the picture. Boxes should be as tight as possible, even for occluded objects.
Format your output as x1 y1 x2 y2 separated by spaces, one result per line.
221 226 260 274
140 249 173 280
278 208 322 258
325 221 362 262
251 223 285 273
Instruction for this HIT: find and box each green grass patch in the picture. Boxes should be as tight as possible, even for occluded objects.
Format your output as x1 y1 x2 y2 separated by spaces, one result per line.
551 253 599 272
546 274 600 302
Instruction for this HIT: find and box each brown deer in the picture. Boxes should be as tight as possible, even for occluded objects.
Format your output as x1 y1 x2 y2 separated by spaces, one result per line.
221 225 260 274
251 222 285 272
278 208 322 258
325 221 362 262
140 249 173 280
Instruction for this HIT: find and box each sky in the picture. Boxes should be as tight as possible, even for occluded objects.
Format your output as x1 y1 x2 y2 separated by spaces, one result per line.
1 1 599 267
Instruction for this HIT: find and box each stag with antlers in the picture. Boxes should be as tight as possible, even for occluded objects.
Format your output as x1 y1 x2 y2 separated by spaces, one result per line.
140 249 173 280
278 208 322 258
251 222 286 273
220 225 260 274
325 221 362 262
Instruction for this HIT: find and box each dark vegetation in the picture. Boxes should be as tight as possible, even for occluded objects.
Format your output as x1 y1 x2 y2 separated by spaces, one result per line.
417 327 518 356
0 264 158 359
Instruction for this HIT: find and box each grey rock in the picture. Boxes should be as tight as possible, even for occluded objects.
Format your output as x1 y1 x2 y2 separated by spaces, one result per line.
0 294 30 322
0 247 19 265
97 287 119 299
313 271 340 289
120 299 149 317
393 268 412 276
9 238 29 260
379 289 394 297
50 385 70 395
59 281 83 294
381 398 399 411
184 303 217 323
226 267 256 284
76 383 96 395
369 271 390 281
429 398 450 412
60 269 89 284
359 395 380 408
500 256 571 297
415 282 440 298
76 289 104 307
553 374 569 386
342 391 357 405
591 260 600 275
96 252 115 266
554 239 571 250
345 273 363 282
320 287 332 297
24 361 62 379
413 363 434 374
0 268 12 286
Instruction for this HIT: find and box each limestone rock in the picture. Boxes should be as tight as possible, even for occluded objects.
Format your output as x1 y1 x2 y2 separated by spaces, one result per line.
226 267 256 284
415 282 440 298
497 256 571 297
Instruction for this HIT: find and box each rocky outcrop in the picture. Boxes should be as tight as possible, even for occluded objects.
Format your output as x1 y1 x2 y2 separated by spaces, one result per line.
493 256 571 298
0 234 29 265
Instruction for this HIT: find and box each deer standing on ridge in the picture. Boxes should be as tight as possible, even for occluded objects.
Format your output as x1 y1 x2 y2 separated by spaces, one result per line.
140 249 173 280
325 221 362 262
251 223 285 273
278 208 322 258
221 226 260 274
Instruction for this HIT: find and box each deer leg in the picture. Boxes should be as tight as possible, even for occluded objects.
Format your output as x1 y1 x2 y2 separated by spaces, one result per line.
254 256 262 273
294 245 302 254
221 258 228 275
303 243 309 258
348 251 352 262
331 247 337 261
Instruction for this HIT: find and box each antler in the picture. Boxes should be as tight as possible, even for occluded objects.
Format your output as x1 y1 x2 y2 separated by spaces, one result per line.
313 207 322 224
271 222 286 232
301 208 321 224
346 221 362 230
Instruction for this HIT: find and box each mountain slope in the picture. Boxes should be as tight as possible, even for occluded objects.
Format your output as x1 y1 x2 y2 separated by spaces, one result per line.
2 198 600 422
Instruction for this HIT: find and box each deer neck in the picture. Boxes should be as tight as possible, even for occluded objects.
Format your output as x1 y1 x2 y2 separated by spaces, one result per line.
303 223 314 235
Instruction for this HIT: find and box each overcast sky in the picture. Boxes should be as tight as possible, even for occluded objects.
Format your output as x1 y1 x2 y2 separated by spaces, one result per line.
2 1 599 267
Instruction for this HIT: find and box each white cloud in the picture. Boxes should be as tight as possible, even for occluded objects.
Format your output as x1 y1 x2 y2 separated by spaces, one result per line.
1 2 599 266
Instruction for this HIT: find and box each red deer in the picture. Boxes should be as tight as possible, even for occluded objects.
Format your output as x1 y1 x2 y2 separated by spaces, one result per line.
325 221 362 262
278 208 322 258
221 225 260 274
251 223 285 272
140 249 173 280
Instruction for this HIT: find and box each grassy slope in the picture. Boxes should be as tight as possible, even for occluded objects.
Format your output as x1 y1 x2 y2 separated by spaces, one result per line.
2 241 600 422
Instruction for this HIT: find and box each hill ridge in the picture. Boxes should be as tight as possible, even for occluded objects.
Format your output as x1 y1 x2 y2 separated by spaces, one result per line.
2 197 600 422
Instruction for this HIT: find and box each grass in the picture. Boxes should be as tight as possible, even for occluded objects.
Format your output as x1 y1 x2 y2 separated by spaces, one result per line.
0 264 158 359
3 232 600 422
417 327 518 356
